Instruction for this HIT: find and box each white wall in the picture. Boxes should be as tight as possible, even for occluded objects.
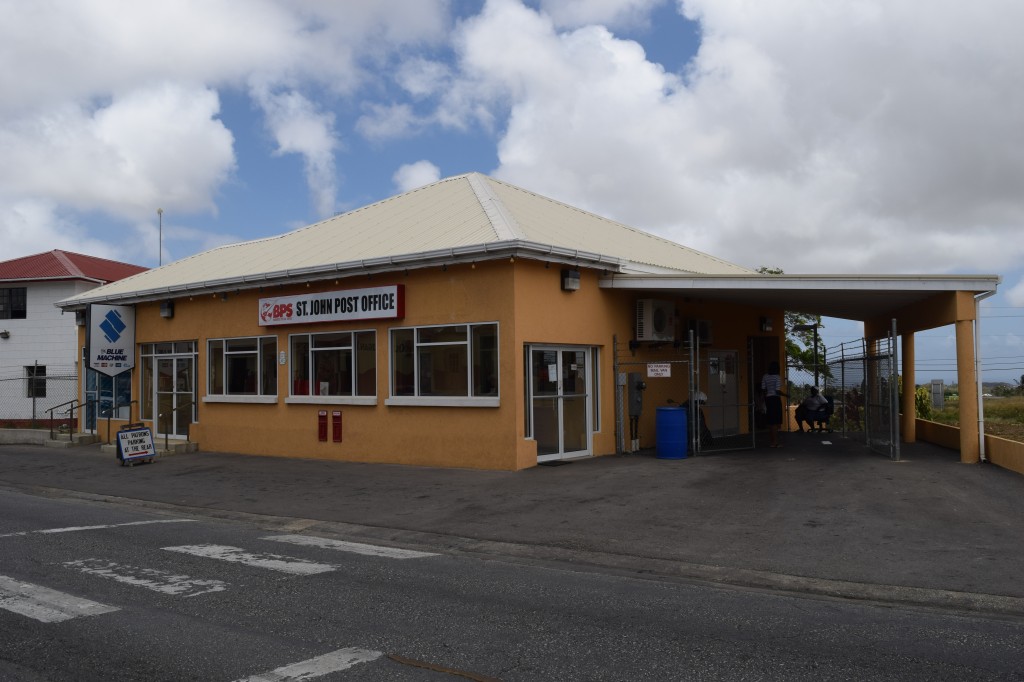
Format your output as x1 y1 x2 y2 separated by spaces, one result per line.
0 280 98 420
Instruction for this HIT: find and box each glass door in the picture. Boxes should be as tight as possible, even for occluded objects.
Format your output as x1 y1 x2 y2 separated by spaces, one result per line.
530 347 591 462
155 356 194 438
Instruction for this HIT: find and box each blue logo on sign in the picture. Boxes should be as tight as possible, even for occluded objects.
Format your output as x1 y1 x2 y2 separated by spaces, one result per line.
99 310 127 343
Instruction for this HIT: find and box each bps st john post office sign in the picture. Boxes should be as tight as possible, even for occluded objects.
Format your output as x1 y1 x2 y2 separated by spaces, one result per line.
88 304 136 377
258 285 405 326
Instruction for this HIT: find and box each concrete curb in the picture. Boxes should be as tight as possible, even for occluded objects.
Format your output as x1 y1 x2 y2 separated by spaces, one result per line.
9 482 1024 621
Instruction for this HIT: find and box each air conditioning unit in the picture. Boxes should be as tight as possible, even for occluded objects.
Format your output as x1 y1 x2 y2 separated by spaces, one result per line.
685 318 713 345
635 299 675 342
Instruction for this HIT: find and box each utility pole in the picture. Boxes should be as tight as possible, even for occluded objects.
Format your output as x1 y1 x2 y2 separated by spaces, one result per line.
157 208 163 266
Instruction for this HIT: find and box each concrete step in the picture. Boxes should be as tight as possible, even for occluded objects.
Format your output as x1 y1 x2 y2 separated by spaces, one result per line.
99 441 199 457
43 433 102 449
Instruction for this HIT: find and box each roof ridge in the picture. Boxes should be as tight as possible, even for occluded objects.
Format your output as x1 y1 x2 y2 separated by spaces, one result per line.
485 176 753 273
466 173 526 241
51 250 85 278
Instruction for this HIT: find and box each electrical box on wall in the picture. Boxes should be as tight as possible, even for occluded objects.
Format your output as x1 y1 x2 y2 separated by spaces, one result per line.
635 299 675 342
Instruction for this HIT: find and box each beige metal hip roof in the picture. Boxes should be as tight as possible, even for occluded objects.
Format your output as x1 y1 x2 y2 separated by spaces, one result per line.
59 173 751 306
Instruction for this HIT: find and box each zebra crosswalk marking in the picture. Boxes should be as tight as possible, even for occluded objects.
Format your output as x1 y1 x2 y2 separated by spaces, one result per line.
0 574 118 623
64 558 228 597
162 544 336 575
263 534 438 559
235 647 382 681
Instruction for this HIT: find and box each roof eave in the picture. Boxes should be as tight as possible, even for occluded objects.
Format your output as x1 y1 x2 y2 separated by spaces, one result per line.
57 241 628 309
598 273 1003 292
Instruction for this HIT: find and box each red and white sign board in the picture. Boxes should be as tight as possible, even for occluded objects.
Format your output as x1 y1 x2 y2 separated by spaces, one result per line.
259 285 404 326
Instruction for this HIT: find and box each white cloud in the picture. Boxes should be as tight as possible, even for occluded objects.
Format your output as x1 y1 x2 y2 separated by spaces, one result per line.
0 83 235 220
441 0 1024 276
538 0 666 30
395 58 451 98
357 104 422 141
1004 277 1024 308
0 200 118 261
252 87 339 218
393 161 441 192
0 0 452 262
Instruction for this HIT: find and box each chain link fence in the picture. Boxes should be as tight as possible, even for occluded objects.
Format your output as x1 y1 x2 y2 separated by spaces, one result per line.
0 364 79 430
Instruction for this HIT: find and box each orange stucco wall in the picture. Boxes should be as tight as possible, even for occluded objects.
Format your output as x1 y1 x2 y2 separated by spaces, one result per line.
80 259 787 470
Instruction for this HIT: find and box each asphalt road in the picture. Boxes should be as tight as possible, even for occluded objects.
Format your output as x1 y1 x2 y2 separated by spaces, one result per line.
2 489 1023 681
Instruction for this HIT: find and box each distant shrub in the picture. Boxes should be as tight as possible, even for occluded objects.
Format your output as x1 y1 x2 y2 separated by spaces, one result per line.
914 386 932 420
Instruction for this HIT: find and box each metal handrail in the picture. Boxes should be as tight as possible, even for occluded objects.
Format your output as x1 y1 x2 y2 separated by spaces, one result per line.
158 400 194 451
104 400 140 443
47 399 80 440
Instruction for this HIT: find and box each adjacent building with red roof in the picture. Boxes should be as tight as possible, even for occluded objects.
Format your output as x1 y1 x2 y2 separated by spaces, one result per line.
0 250 147 426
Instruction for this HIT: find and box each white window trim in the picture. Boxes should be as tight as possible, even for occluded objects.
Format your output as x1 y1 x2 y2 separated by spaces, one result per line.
288 329 377 399
203 395 278 405
207 335 278 398
389 322 500 402
385 396 499 408
286 396 377 406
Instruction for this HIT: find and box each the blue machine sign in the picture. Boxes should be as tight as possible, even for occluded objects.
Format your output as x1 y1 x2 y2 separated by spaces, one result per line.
88 304 136 377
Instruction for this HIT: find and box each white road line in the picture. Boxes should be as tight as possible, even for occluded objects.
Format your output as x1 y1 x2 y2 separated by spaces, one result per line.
64 559 228 597
162 544 336 575
0 519 196 539
235 647 382 681
0 574 118 623
263 534 438 560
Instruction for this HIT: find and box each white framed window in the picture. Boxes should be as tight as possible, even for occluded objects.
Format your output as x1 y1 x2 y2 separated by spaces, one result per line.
288 330 376 404
207 336 277 401
387 323 498 407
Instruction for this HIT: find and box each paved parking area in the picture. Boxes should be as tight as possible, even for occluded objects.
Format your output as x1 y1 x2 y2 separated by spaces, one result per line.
2 435 1022 613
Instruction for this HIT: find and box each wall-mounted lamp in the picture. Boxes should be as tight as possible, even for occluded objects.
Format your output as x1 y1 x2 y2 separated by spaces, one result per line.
561 269 581 292
0 330 9 339
75 310 86 326
760 316 773 332
160 300 175 319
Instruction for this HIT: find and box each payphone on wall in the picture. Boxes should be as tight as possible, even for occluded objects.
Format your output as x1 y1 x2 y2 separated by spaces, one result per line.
627 371 646 451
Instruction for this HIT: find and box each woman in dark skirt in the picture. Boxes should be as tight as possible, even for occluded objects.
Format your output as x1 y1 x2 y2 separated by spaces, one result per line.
760 361 786 447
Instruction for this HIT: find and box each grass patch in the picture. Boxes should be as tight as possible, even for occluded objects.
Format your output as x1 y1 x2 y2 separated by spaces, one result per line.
929 396 1024 441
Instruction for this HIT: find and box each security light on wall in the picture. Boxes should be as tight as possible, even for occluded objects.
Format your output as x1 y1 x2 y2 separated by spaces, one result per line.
0 330 9 339
75 310 86 326
160 300 174 319
561 269 581 292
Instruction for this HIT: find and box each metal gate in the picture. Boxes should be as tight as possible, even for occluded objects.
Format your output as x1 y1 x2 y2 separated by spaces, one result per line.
613 334 757 456
819 324 900 460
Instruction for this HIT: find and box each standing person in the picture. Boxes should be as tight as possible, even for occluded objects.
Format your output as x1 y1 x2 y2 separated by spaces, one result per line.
760 361 786 447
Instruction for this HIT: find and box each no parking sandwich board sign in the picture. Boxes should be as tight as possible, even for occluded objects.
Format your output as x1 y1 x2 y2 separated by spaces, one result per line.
116 424 156 466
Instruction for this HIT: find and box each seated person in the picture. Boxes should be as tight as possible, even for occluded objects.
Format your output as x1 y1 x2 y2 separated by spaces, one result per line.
795 387 831 432
686 391 714 448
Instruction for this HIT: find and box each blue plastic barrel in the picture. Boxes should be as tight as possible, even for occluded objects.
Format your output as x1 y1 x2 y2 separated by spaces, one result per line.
655 406 688 459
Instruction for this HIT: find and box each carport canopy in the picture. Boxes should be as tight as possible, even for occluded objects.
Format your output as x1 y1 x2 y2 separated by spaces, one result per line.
599 273 1000 328
601 272 1002 464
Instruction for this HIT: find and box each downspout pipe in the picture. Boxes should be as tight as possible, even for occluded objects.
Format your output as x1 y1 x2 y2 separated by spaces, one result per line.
975 289 997 462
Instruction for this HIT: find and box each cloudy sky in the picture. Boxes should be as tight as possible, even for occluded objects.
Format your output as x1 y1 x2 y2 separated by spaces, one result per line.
2 0 1022 381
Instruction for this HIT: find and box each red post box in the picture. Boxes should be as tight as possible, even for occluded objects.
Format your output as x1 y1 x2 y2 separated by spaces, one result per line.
317 410 328 442
332 411 342 442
